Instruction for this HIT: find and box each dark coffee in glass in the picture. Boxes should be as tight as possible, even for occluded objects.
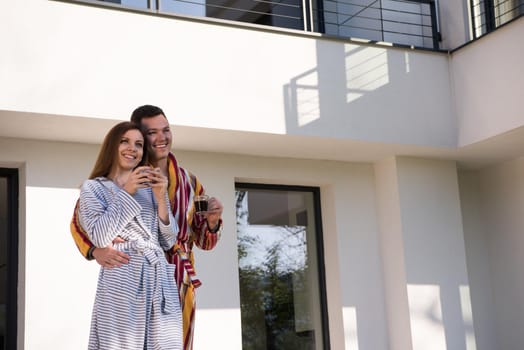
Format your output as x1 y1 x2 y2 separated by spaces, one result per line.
194 195 209 214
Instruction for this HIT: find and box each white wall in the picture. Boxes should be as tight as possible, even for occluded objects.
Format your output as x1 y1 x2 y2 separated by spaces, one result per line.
458 170 498 350
396 158 471 350
459 158 524 350
451 17 524 146
0 138 99 349
3 140 522 350
375 157 475 350
0 0 455 148
179 151 390 350
474 158 524 350
374 157 411 350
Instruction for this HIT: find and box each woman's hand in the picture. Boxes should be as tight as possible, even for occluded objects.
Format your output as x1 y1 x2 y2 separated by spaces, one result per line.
122 166 154 195
147 167 168 203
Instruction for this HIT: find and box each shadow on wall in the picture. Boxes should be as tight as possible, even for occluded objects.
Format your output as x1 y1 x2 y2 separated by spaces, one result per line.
282 41 475 350
341 283 475 350
283 40 454 147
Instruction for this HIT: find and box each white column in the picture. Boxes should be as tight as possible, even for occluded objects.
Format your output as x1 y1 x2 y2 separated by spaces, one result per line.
374 157 413 350
374 157 475 350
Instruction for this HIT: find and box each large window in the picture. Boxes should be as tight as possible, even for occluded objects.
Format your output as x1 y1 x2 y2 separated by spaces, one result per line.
470 0 523 38
0 169 18 350
235 183 329 350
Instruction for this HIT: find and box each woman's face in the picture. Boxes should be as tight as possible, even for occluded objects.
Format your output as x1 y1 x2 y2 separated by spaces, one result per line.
115 129 144 171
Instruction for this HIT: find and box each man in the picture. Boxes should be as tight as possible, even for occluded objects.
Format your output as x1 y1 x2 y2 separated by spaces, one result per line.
71 105 223 350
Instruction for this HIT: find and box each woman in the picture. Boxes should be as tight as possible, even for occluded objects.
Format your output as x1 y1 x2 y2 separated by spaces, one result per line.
78 121 182 349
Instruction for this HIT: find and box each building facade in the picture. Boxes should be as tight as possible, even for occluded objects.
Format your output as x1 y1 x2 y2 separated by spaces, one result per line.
0 0 523 349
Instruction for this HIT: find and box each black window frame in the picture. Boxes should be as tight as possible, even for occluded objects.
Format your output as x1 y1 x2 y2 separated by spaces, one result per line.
235 182 331 350
0 168 18 350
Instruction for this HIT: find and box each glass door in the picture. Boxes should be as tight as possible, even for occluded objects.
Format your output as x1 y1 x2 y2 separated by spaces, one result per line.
235 183 329 350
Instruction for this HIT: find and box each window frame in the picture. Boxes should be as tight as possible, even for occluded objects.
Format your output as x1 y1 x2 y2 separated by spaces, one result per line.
235 182 331 350
0 168 19 350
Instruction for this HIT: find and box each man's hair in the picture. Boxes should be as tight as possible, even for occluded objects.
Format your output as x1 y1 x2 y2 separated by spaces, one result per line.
130 105 167 125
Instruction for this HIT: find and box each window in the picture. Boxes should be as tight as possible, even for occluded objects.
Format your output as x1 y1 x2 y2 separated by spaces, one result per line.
0 168 18 350
470 0 523 38
235 183 329 350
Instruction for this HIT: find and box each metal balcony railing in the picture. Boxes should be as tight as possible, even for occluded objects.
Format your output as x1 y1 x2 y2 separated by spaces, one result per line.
319 0 439 49
94 0 441 49
470 0 523 39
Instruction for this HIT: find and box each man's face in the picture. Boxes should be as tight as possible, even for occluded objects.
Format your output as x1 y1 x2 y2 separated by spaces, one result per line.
140 114 172 162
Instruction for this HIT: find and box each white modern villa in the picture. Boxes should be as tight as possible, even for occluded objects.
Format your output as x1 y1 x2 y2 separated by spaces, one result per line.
1 0 523 349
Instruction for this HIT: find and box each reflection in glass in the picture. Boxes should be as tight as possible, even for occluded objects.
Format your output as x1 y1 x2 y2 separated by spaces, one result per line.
100 0 149 8
236 185 327 350
205 0 304 30
0 177 7 350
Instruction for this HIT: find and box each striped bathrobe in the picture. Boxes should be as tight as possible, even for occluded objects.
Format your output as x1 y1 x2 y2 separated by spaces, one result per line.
79 177 183 350
71 153 222 350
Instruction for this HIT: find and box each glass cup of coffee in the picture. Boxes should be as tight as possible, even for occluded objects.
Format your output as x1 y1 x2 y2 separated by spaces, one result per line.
194 195 209 215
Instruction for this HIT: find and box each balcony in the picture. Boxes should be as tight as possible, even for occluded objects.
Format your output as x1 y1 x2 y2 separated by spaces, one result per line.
77 0 441 49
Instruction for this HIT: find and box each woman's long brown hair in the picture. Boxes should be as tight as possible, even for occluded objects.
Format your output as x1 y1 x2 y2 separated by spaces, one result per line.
88 121 148 179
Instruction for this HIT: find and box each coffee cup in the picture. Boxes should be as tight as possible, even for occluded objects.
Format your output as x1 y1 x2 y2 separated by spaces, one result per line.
194 195 209 214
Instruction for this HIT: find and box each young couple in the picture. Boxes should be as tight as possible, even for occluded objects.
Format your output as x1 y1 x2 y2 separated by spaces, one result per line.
71 105 223 349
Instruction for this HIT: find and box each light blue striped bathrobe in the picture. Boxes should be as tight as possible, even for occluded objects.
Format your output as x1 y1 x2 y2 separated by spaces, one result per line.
79 177 183 350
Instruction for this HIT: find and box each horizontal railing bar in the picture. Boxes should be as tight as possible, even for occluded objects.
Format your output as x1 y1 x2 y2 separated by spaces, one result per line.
176 0 302 10
319 7 433 20
493 0 516 8
324 22 435 38
380 8 433 18
470 3 484 10
471 9 488 16
473 22 486 30
326 21 434 32
244 1 301 9
322 12 434 29
337 0 379 26
387 0 434 4
324 1 431 18
204 2 304 19
243 0 302 9
495 6 523 21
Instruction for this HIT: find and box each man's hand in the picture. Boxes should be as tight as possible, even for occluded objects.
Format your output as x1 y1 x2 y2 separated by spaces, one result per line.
205 197 223 231
92 241 130 268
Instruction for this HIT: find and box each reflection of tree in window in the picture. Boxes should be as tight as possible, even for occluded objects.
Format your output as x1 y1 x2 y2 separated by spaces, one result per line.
236 190 316 349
